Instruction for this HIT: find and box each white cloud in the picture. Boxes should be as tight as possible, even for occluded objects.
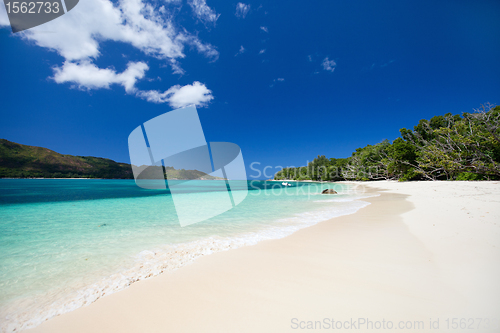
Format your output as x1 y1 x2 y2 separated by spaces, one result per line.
259 49 266 54
380 59 395 68
307 55 313 62
52 61 149 93
20 0 200 61
269 78 284 88
235 3 250 18
14 0 218 63
322 57 336 72
235 45 245 56
366 60 395 71
188 0 220 26
260 26 268 33
4 0 219 105
138 81 213 108
182 35 219 62
52 61 213 108
168 59 186 75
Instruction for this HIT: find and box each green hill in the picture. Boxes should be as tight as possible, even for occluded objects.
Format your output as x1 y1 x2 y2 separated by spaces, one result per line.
0 139 223 180
274 104 500 181
163 166 223 180
0 139 134 179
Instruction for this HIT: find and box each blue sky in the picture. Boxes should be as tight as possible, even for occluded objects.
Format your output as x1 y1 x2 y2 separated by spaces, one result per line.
1 0 499 178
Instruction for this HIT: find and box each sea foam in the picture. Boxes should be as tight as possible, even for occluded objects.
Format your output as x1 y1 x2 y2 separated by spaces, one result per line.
0 181 375 332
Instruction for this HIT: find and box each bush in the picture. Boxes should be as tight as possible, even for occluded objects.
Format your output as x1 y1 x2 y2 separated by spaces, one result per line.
455 172 485 181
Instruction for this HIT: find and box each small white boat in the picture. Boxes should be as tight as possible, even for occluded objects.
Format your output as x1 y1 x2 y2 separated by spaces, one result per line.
282 182 292 186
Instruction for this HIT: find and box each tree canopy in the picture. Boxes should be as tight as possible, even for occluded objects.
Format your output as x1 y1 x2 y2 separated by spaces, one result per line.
275 104 500 181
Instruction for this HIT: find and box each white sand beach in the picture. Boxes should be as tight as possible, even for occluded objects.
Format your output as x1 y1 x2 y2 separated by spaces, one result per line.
26 181 500 333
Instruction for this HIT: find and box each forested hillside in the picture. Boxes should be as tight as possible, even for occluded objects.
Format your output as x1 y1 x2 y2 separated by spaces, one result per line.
0 139 222 180
0 139 134 179
275 104 500 181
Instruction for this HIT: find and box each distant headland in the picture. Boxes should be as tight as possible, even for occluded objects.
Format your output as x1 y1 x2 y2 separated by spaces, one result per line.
0 139 221 180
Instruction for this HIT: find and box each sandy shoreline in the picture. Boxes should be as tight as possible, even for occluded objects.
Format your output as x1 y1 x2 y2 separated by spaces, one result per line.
26 181 500 333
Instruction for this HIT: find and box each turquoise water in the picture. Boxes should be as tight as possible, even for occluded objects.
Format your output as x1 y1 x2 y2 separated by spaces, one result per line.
0 179 371 332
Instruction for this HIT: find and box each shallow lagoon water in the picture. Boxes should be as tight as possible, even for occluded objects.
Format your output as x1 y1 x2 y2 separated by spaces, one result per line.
0 179 372 332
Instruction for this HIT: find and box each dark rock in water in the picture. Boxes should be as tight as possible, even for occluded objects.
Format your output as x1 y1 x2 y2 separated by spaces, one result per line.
321 189 337 194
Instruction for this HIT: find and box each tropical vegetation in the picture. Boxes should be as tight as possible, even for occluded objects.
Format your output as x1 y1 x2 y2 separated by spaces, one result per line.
275 104 500 181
